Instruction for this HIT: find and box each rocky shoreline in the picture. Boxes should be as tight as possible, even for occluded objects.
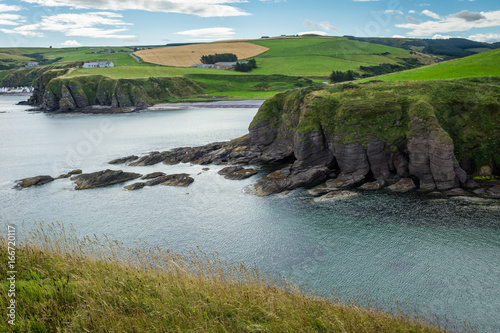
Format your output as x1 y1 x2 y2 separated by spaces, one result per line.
16 80 500 203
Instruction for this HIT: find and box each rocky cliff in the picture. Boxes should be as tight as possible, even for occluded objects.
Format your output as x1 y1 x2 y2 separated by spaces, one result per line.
115 78 499 196
33 75 204 111
241 78 499 194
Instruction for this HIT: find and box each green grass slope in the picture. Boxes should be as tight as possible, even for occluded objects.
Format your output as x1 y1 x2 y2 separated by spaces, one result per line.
0 46 145 67
66 37 415 79
370 48 500 82
247 37 412 77
0 223 453 333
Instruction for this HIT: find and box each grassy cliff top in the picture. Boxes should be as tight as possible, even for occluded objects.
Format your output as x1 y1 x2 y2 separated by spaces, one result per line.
0 223 452 332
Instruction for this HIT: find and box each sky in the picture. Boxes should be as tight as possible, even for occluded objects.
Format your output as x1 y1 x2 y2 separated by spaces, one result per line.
0 0 499 48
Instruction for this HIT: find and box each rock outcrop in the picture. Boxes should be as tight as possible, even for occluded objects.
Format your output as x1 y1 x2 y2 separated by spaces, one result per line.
32 75 204 112
72 169 142 190
218 166 258 180
109 155 138 164
18 175 54 188
109 79 499 196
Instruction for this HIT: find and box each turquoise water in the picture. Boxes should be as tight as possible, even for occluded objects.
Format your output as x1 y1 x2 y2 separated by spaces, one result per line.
1 95 499 332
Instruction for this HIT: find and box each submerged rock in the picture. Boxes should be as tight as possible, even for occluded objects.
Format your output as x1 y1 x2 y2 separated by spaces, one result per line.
57 169 83 179
313 190 359 202
386 178 416 193
252 166 329 196
159 174 194 187
72 169 142 190
143 174 194 187
109 155 138 164
442 188 471 197
18 175 54 188
124 182 146 191
306 187 339 197
358 181 385 191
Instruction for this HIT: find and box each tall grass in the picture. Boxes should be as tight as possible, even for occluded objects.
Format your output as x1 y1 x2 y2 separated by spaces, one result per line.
0 222 476 332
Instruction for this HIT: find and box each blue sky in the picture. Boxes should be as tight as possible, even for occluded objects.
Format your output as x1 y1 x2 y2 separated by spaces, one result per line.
0 0 499 47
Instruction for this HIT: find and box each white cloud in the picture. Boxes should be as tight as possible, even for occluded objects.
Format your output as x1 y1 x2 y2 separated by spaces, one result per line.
468 33 500 43
0 13 25 25
19 0 250 17
396 10 500 37
421 10 440 20
61 39 81 46
0 23 43 36
297 31 328 36
406 15 422 23
0 4 22 12
392 34 406 38
1 12 136 38
304 19 337 31
175 27 235 40
409 10 416 14
432 34 453 39
450 10 485 22
385 10 403 15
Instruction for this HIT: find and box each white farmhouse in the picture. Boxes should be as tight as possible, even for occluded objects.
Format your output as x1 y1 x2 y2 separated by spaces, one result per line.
25 62 40 68
82 61 115 69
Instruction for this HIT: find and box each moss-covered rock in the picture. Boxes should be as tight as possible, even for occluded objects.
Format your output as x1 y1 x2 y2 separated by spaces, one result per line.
37 75 205 111
240 78 500 193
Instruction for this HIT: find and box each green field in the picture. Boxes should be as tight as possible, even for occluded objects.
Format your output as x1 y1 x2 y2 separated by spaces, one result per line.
368 48 500 82
63 37 415 79
67 64 249 79
0 46 147 68
247 37 411 76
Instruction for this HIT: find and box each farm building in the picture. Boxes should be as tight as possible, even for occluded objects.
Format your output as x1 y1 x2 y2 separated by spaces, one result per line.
82 61 114 69
25 62 40 68
191 64 215 69
214 62 238 69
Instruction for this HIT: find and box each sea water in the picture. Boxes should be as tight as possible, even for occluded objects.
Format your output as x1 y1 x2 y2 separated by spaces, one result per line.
1 95 499 332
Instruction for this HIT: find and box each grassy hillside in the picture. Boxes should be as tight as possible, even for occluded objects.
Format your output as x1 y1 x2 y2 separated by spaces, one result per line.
66 64 249 79
348 36 500 58
0 46 144 68
247 37 413 76
0 223 454 332
65 37 418 80
368 48 500 82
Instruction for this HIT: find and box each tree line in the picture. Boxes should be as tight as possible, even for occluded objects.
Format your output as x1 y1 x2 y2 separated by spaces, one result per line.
234 59 257 72
200 53 238 64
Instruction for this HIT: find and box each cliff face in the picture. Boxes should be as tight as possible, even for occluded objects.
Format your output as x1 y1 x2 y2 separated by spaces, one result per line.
240 79 499 194
34 75 204 111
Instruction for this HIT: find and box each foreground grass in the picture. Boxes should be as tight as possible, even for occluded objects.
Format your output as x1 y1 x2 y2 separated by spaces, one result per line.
0 223 457 332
